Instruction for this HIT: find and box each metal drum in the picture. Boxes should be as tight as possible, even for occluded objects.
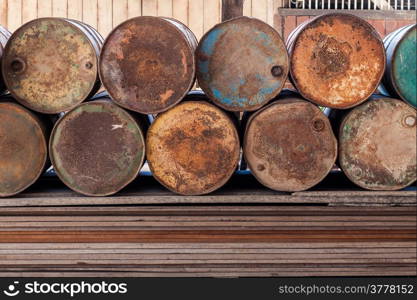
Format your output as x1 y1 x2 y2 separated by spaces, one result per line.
49 99 146 196
0 25 11 94
0 100 48 197
243 94 337 192
287 13 385 109
196 16 289 112
2 18 103 114
146 98 240 195
99 16 197 114
381 24 416 108
339 97 416 190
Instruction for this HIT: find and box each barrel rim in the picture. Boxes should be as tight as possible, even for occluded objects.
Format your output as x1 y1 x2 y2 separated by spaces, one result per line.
1 17 100 114
98 16 197 114
49 100 146 197
0 101 48 197
195 16 289 112
146 100 241 196
288 12 386 109
243 98 337 192
338 96 417 190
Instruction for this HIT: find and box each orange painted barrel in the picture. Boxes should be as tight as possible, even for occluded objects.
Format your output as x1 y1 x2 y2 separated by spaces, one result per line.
243 93 337 191
339 96 416 190
2 18 102 114
146 98 240 195
99 16 197 114
0 99 49 197
0 25 11 93
49 98 146 196
287 13 385 109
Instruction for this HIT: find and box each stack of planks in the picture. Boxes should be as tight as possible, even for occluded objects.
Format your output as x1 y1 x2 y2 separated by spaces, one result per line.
0 194 415 277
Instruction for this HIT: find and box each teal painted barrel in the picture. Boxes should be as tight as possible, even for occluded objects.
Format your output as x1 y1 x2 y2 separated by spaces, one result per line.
381 24 416 107
195 17 289 112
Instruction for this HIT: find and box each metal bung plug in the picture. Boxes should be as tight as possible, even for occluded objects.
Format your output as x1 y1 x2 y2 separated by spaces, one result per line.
403 114 416 128
271 65 283 77
10 58 26 74
312 118 325 131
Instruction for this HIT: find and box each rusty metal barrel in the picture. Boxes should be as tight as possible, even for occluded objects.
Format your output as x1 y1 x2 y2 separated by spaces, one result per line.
49 99 146 196
287 13 386 109
243 93 337 192
0 99 48 197
1 18 103 114
196 16 289 112
146 98 240 195
99 16 197 114
0 25 11 93
380 24 416 108
339 97 416 190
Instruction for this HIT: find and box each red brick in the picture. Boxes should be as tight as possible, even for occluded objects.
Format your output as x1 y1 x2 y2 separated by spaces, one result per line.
296 16 309 26
385 20 398 37
368 19 385 38
284 16 296 42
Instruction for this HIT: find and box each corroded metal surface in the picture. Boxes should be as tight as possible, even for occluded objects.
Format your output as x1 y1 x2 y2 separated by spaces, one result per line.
2 18 102 114
287 13 385 109
0 26 11 93
243 97 337 192
99 16 197 114
49 100 146 196
339 97 417 190
196 16 289 112
146 101 240 195
382 24 416 108
0 101 48 197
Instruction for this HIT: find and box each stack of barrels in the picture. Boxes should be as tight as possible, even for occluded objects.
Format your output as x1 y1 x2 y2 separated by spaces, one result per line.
0 13 416 197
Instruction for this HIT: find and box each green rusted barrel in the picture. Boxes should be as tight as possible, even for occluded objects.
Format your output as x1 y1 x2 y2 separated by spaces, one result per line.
196 16 289 112
0 99 49 197
49 98 146 196
339 97 416 190
381 24 416 108
243 92 337 192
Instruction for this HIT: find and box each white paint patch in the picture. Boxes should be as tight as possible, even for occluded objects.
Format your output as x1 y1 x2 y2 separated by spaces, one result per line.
111 124 123 130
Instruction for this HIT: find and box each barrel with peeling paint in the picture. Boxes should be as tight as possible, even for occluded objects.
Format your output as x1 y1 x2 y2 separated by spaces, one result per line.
0 100 48 197
0 25 11 94
99 16 197 114
243 93 337 192
146 98 240 195
380 24 416 108
49 99 146 196
2 18 102 114
196 16 289 112
287 13 385 109
339 97 416 190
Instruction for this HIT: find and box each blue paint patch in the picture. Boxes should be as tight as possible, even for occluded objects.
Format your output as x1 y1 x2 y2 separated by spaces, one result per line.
200 28 224 56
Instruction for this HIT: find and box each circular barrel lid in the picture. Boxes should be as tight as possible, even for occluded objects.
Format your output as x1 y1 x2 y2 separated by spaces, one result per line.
196 16 289 112
99 16 197 114
2 18 100 114
0 102 47 197
339 97 416 190
244 98 337 192
146 101 240 195
288 13 385 109
50 101 145 196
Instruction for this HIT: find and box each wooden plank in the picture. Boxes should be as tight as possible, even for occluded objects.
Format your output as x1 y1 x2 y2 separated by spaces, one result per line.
37 0 52 18
83 0 98 29
22 0 38 23
222 0 243 21
98 0 112 37
7 0 22 31
142 0 157 15
113 0 128 28
204 0 220 33
251 0 267 22
0 0 7 27
157 0 172 17
52 0 67 18
242 0 251 17
67 0 82 21
188 0 203 40
127 0 142 18
172 0 187 25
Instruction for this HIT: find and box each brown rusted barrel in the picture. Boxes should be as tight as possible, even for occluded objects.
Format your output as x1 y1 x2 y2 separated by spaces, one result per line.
146 97 240 195
339 96 416 190
196 16 289 112
287 13 385 109
0 25 11 93
99 16 197 114
2 18 103 114
0 99 49 197
243 92 337 191
49 99 146 196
